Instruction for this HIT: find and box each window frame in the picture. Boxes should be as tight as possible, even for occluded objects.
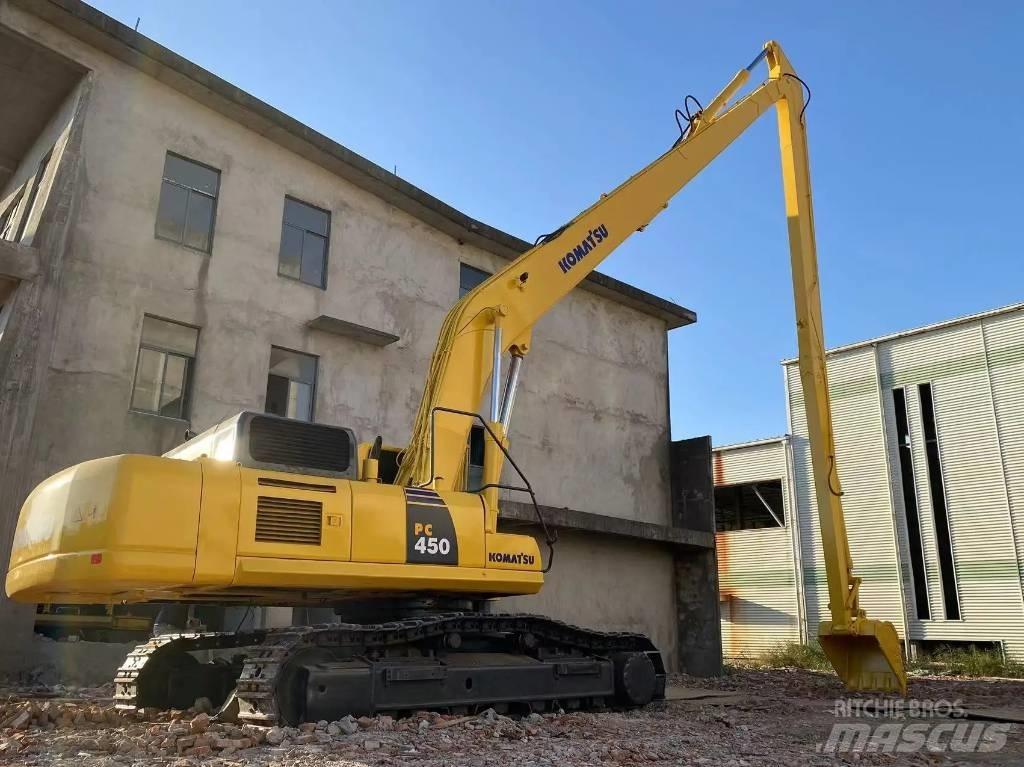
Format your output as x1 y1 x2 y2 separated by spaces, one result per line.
713 479 786 533
264 345 319 422
465 424 486 492
154 151 221 254
459 262 491 299
128 314 200 421
277 195 331 289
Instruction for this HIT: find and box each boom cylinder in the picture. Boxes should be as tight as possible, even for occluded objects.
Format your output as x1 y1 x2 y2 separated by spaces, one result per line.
498 352 523 429
490 323 503 423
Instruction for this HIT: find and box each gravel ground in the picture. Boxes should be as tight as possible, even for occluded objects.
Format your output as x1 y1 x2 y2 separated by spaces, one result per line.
1 667 1021 766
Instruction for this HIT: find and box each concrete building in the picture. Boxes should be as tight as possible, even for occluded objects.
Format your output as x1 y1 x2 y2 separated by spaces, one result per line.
713 303 1024 661
0 0 720 675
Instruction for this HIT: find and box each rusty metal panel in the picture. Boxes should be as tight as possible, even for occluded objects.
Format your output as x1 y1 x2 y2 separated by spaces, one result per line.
713 439 800 658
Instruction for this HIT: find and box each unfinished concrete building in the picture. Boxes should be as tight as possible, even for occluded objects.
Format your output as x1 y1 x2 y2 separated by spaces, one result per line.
0 0 721 675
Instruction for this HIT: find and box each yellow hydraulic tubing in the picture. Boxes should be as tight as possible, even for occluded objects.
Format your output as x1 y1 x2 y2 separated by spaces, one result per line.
397 41 906 694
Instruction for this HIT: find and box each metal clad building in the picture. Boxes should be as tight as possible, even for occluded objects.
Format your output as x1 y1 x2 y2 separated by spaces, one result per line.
716 303 1024 659
714 437 803 658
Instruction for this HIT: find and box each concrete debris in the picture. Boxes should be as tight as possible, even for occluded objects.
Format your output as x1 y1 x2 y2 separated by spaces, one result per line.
2 668 1024 765
188 712 210 733
333 715 358 735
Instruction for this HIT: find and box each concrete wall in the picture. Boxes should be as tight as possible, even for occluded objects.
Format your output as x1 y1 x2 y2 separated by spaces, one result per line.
2 3 671 527
0 26 90 667
500 530 679 666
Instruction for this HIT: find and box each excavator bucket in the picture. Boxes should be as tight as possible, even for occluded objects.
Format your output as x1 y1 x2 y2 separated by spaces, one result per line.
818 618 907 696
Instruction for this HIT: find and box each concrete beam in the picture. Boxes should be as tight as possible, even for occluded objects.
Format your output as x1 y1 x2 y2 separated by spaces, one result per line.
307 314 399 347
500 500 716 550
0 240 40 282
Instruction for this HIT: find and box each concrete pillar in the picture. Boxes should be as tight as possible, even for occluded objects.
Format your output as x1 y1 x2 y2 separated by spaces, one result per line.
0 78 89 674
670 436 723 676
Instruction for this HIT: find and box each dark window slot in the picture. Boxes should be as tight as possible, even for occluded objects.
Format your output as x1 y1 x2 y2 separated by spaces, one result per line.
892 387 930 620
919 383 961 620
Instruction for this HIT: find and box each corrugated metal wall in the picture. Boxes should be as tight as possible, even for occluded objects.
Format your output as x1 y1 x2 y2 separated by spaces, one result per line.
714 440 801 658
877 316 1024 656
984 310 1024 658
792 305 1024 658
786 349 907 642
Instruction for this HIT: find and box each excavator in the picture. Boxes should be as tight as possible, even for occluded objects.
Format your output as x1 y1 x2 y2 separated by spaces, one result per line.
5 41 906 723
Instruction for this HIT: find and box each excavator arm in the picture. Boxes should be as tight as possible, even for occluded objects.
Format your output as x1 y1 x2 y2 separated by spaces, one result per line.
396 41 907 694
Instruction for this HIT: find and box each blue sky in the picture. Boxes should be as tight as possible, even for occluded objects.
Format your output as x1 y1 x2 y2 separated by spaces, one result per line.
91 0 1024 444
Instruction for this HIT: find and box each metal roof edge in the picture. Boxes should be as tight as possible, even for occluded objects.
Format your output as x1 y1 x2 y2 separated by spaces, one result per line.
712 434 791 451
780 301 1024 366
20 0 696 330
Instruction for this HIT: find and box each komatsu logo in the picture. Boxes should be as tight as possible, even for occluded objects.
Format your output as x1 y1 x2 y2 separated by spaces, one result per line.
557 224 609 274
488 551 536 566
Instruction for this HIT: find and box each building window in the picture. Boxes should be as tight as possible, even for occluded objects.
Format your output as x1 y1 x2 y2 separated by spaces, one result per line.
466 425 486 491
11 146 54 243
0 186 25 241
279 197 330 288
155 152 220 253
130 315 199 419
892 387 931 620
459 263 491 298
714 480 785 532
919 382 961 620
265 347 317 421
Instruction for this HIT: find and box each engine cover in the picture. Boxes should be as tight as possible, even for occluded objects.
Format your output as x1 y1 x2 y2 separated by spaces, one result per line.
165 411 358 480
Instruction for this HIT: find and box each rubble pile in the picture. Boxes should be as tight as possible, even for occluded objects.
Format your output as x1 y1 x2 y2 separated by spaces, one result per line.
0 702 720 766
1 669 1023 766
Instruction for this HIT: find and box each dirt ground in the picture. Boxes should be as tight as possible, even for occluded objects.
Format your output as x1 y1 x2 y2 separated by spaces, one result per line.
1 667 1022 766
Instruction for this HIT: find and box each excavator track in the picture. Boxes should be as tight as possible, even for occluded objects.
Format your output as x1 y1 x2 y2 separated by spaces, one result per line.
114 613 665 724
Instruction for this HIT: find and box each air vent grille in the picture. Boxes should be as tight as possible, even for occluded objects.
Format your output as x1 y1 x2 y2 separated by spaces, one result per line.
258 477 337 493
255 496 322 545
249 416 352 473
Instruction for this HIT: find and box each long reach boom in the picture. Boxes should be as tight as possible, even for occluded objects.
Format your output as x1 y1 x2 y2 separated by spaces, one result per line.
397 41 907 695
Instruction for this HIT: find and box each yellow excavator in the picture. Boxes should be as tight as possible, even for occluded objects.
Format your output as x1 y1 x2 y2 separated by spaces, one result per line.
5 41 905 723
